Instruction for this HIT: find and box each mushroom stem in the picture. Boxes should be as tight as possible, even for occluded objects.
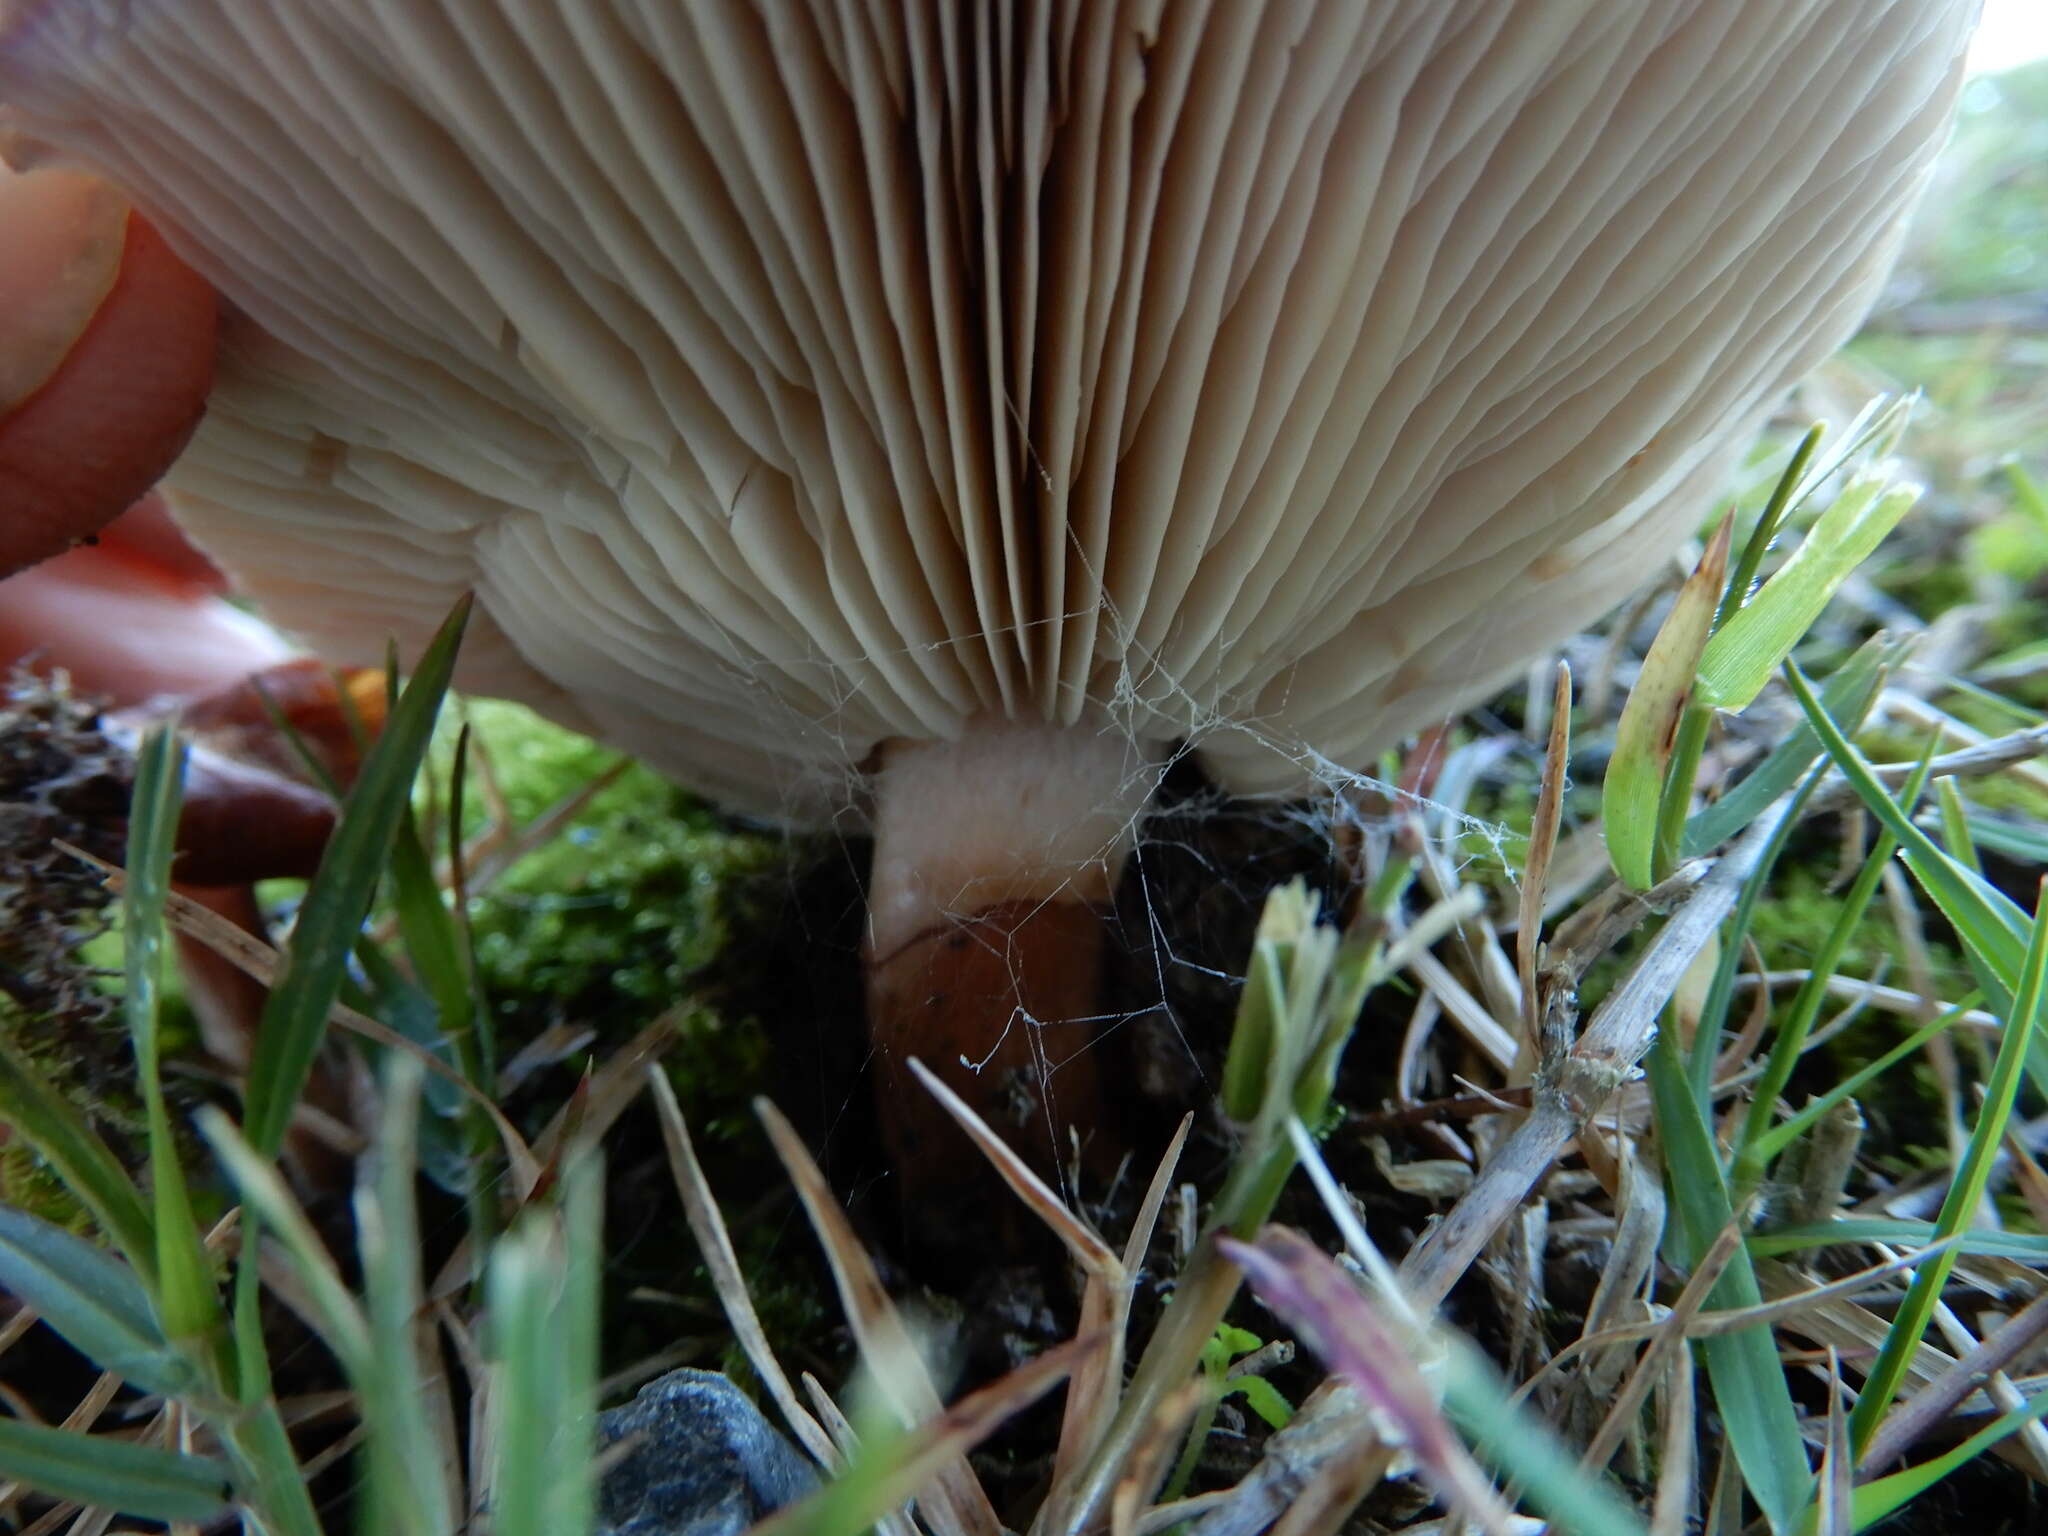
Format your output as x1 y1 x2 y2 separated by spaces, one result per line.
865 718 1162 1240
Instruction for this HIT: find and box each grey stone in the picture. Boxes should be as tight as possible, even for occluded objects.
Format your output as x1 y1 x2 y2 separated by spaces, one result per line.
596 1369 820 1536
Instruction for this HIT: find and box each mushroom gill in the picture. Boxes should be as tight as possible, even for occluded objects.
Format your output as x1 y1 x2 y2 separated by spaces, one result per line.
0 0 1979 1231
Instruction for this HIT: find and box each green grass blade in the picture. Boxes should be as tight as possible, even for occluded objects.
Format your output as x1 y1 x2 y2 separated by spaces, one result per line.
0 1206 192 1398
122 727 229 1378
486 1226 558 1536
1732 744 1928 1195
0 1417 234 1523
1784 666 2030 997
1750 997 1979 1165
1962 816 2048 864
1697 475 1919 712
1646 1025 1811 1530
350 939 477 1197
219 1403 323 1536
1935 778 1983 875
1652 703 1715 884
445 722 495 1086
201 1097 360 1534
1681 633 1899 860
1687 764 1830 1104
121 727 182 1098
1846 876 2048 1453
388 810 477 1075
202 1115 361 1536
552 1152 602 1536
198 1108 371 1373
488 1154 601 1536
1061 884 1387 1536
1437 1334 1649 1536
242 596 470 1159
1849 1389 2048 1531
1717 427 1821 626
357 1054 459 1536
1748 1220 2048 1261
1219 935 1285 1122
2007 459 2047 529
1605 517 1731 889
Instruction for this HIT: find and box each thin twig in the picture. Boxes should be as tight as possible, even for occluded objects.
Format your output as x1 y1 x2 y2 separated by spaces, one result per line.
1400 796 1792 1309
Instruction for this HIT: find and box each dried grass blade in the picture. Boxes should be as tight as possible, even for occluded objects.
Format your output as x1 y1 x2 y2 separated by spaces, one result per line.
1518 660 1573 1051
1263 1443 1393 1536
1044 1276 1117 1536
801 1376 861 1462
463 758 631 896
529 1014 676 1164
1124 1115 1193 1280
1650 1347 1696 1536
1042 1114 1190 1536
752 1335 1098 1536
1408 949 1518 1074
1108 1382 1207 1536
1530 1238 1964 1388
430 1015 681 1299
799 1376 919 1536
1581 1143 1664 1348
1179 1384 1367 1536
1606 513 1733 888
1816 1352 1853 1536
1578 1219 1745 1477
432 1301 493 1527
1861 1286 2048 1474
907 1058 1118 1274
754 1098 1003 1536
1401 796 1792 1308
647 1070 835 1471
1224 1228 1520 1536
1126 1491 1235 1536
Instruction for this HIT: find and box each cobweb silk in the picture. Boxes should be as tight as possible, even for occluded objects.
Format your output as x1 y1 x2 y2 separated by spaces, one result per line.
0 0 1972 828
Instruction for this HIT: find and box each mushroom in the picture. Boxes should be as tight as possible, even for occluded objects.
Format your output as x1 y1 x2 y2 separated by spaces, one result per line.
0 162 216 572
1 1 1978 1232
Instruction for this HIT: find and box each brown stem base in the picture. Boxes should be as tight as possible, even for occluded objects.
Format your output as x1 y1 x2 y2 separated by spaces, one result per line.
866 896 1125 1256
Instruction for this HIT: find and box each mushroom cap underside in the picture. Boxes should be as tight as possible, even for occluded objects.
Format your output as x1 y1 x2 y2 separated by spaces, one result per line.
0 0 1977 823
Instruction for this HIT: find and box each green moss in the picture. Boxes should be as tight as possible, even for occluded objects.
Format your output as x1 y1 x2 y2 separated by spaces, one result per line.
410 703 837 1360
1750 865 1940 984
0 1134 94 1236
0 993 151 1237
438 704 788 1116
467 763 780 1025
1868 549 1975 624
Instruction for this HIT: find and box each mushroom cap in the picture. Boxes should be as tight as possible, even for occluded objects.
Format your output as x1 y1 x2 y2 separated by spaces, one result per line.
0 1 1977 823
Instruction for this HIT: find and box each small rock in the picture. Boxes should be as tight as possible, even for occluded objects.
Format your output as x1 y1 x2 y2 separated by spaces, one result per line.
596 1369 819 1536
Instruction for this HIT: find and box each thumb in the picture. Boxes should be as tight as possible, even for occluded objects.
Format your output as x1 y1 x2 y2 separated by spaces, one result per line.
0 165 218 577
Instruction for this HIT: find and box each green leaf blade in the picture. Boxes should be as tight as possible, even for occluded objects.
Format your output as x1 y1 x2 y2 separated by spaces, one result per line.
1698 473 1920 711
0 1416 233 1523
0 1207 193 1398
121 726 228 1374
1604 518 1731 888
242 596 471 1159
